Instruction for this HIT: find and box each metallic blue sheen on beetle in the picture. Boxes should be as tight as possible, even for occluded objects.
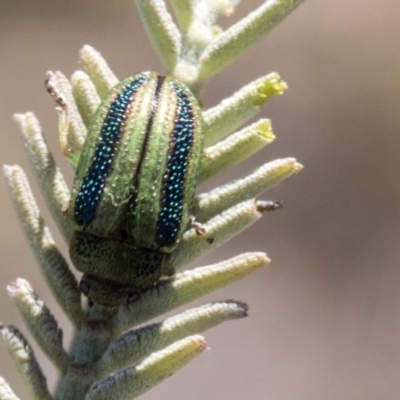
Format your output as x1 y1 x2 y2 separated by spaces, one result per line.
68 72 204 307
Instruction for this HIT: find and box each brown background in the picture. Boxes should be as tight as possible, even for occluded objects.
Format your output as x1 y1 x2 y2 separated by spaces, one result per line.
1 1 400 399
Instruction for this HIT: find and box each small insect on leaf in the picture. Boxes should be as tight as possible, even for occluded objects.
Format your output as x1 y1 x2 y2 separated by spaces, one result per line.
67 72 204 307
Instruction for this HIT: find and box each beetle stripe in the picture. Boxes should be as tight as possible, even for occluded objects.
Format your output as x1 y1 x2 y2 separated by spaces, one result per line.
156 82 195 247
130 75 165 199
74 76 148 226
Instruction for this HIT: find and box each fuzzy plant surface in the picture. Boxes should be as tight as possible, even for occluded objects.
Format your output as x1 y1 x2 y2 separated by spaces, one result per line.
1 1 304 399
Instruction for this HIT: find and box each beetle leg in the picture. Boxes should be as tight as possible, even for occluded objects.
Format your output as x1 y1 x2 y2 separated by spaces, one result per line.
189 215 207 236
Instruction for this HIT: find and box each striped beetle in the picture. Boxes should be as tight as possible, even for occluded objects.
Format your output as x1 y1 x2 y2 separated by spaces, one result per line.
68 72 204 307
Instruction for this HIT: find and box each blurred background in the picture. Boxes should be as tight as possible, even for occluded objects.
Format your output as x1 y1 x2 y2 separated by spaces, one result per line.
1 1 400 399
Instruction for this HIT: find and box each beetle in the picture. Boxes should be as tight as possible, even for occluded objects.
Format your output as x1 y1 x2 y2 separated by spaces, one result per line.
68 71 204 307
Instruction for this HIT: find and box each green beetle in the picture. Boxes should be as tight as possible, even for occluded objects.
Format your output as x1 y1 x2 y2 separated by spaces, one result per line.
68 72 204 307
